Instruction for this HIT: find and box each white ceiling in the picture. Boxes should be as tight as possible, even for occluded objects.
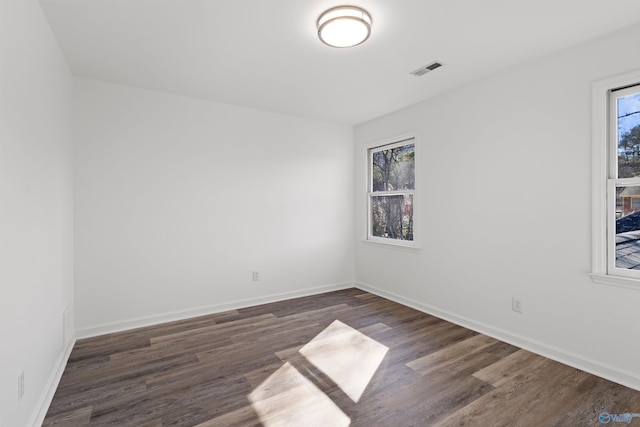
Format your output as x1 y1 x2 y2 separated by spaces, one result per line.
40 0 640 125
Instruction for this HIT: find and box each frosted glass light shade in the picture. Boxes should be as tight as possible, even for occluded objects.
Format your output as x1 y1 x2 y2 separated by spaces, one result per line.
317 6 372 48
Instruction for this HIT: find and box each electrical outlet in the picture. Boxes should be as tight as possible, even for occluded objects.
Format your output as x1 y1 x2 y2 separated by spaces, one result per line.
252 271 260 282
18 371 24 401
512 297 523 314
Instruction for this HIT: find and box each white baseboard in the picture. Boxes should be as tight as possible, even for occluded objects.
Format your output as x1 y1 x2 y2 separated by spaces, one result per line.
355 281 640 392
29 336 76 427
76 281 355 339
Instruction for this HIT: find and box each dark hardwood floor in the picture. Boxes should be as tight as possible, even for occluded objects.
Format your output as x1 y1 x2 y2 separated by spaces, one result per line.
43 289 640 426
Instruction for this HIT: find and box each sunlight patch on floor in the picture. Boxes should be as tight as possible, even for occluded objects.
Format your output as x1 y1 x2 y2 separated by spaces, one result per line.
248 319 388 426
299 320 389 403
248 362 350 427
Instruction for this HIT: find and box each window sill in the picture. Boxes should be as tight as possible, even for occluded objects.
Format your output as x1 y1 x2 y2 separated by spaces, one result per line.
361 239 421 253
589 273 640 290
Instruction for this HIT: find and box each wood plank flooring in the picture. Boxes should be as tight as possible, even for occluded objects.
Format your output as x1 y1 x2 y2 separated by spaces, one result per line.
43 289 640 426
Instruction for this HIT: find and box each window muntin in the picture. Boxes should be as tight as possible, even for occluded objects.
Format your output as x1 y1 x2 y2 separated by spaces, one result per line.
608 85 640 278
368 139 416 246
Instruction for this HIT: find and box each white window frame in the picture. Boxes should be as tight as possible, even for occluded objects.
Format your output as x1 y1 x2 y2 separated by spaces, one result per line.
591 70 640 289
365 134 419 249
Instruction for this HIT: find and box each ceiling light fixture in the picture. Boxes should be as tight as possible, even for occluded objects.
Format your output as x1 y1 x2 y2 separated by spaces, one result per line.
317 6 372 48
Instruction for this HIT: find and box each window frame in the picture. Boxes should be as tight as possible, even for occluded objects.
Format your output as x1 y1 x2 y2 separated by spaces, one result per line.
365 134 419 249
591 70 640 289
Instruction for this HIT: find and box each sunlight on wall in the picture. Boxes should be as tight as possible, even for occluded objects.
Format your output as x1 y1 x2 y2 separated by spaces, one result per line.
248 320 388 426
300 320 389 403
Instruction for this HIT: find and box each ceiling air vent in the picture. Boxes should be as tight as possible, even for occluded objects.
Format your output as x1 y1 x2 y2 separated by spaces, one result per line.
410 61 443 77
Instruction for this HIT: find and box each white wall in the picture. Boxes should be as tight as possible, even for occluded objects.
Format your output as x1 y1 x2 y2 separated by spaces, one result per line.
74 79 354 334
355 24 640 389
0 0 75 425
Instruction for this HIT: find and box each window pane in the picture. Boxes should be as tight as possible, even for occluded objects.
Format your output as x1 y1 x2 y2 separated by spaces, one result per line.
615 185 640 270
372 143 415 191
616 91 640 178
371 195 413 241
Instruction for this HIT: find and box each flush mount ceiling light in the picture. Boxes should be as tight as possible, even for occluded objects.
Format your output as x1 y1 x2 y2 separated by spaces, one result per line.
317 6 372 48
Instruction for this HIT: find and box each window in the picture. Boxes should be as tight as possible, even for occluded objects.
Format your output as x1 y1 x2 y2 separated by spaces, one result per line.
607 85 640 277
592 70 640 288
367 137 417 247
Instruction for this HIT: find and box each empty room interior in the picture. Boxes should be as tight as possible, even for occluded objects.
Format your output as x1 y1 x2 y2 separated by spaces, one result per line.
3 0 640 426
